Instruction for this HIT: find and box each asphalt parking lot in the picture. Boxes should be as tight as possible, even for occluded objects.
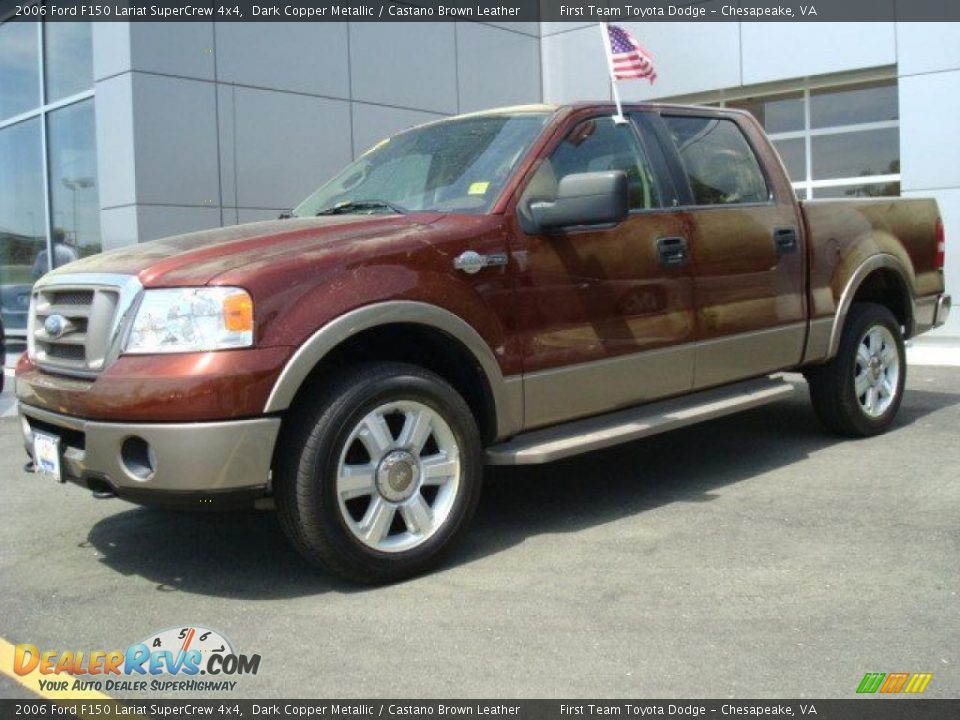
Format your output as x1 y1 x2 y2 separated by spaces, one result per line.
1 365 958 700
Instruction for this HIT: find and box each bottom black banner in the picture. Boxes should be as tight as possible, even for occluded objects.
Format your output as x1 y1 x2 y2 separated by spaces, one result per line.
0 700 957 720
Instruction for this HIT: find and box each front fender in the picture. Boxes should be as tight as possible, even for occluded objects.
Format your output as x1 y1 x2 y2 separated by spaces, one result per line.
262 300 521 440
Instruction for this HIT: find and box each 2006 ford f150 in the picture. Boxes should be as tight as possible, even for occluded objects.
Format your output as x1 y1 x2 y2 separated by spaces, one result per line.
17 103 950 583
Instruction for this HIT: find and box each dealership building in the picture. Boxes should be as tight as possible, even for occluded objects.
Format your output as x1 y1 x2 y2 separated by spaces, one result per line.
1 19 957 344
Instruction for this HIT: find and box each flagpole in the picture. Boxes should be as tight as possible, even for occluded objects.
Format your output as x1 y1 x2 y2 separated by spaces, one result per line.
599 22 628 124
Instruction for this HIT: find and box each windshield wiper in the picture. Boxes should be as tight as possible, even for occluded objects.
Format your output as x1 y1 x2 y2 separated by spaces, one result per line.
316 199 408 216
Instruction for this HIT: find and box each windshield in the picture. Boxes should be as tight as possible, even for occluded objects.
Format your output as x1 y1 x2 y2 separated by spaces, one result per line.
292 111 552 217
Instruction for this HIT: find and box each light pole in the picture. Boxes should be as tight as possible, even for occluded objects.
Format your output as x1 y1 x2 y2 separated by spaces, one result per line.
61 176 95 245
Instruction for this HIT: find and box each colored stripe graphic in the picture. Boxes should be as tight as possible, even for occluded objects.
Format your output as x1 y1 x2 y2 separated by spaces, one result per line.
857 673 885 693
903 673 933 694
880 672 910 693
857 672 932 694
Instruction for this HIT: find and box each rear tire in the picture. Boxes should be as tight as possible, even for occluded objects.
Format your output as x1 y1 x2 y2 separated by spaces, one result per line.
805 302 906 437
274 361 483 584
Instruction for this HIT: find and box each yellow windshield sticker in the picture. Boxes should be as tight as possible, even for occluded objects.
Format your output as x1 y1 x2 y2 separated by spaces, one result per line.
468 181 490 195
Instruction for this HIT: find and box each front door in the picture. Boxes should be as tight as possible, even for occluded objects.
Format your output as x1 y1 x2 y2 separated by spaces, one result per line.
508 113 696 430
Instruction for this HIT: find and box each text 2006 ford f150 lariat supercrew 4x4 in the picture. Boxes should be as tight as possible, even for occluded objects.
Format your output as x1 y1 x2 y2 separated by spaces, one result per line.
17 103 950 583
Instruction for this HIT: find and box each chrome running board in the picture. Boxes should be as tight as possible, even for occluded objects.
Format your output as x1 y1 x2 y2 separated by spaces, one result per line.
485 377 795 465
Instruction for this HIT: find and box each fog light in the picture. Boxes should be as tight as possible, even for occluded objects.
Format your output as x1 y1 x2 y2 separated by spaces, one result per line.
120 436 156 480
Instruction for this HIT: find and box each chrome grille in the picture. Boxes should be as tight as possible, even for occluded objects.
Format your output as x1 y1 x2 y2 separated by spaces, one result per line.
46 344 87 361
49 289 95 306
29 274 143 377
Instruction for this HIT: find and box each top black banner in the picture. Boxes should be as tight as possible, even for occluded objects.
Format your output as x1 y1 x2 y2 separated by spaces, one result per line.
2 0 959 23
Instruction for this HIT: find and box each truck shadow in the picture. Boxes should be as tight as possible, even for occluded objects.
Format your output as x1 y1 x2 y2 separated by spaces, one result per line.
86 382 959 598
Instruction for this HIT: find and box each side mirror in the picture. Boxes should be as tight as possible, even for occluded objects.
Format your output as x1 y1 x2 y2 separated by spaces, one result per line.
528 171 629 233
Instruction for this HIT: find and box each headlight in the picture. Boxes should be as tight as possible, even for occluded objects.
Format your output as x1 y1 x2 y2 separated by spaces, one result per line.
124 287 254 354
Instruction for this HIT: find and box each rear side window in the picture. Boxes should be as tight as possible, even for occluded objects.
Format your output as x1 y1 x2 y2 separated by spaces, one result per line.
661 115 770 206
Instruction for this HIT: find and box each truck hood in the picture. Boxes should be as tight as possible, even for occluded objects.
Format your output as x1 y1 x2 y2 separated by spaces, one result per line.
48 214 444 287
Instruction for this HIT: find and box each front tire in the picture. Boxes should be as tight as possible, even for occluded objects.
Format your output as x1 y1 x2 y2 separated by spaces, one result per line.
275 362 483 584
805 302 906 437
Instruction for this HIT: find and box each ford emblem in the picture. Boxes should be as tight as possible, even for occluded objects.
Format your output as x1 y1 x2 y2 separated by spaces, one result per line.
44 314 69 340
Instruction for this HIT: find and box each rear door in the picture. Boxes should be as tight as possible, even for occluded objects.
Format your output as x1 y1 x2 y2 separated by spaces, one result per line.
647 110 807 389
508 113 696 430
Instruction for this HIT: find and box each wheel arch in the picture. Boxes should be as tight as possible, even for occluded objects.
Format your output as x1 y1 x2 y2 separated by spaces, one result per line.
263 301 521 443
827 254 916 359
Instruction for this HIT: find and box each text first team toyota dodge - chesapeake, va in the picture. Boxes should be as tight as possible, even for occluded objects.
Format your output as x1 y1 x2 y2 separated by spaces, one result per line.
17 103 950 583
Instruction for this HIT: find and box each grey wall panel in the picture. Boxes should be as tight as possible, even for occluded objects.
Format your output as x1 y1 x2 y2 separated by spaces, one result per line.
217 83 237 211
99 205 138 252
456 24 541 113
221 207 240 226
94 73 137 210
135 205 222 242
91 23 131 81
97 20 544 248
232 87 352 210
129 22 215 80
350 23 458 114
215 22 350 99
131 73 220 207
237 208 286 224
484 22 540 37
540 22 595 37
541 24 610 104
351 103 445 158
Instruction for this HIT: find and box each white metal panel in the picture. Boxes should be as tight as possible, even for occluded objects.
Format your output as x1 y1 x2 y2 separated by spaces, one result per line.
896 22 960 76
899 69 960 191
742 22 896 86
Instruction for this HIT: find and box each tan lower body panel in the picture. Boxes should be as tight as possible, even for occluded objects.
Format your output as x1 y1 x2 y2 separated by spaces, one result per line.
521 323 806 431
487 376 795 465
801 317 834 364
522 344 695 431
693 322 807 389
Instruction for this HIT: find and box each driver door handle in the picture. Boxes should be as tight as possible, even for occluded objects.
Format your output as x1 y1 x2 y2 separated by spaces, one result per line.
657 236 689 268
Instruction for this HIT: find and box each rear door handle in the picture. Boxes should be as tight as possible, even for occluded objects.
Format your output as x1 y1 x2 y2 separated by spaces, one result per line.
657 236 689 268
774 227 798 254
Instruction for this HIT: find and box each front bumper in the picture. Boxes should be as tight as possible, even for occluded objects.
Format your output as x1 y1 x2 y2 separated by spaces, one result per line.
19 404 280 509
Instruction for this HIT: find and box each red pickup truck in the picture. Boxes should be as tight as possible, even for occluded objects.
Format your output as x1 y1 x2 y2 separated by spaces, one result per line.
17 103 949 583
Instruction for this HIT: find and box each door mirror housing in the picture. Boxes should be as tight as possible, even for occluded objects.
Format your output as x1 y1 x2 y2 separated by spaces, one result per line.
528 171 629 233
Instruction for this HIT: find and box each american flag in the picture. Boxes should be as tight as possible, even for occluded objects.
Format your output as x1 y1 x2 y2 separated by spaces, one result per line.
606 24 657 83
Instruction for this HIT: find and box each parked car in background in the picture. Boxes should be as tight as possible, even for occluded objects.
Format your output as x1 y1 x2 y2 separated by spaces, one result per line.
1 316 5 393
15 103 950 583
1 282 32 340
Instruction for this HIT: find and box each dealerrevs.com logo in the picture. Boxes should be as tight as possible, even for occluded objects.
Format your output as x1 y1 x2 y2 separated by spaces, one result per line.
13 626 261 693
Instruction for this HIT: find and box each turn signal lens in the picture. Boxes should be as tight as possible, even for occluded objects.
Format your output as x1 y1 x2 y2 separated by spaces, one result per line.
223 290 254 332
936 217 945 270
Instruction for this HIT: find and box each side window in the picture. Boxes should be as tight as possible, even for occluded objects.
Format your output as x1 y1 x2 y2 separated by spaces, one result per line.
661 115 770 205
522 117 660 211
